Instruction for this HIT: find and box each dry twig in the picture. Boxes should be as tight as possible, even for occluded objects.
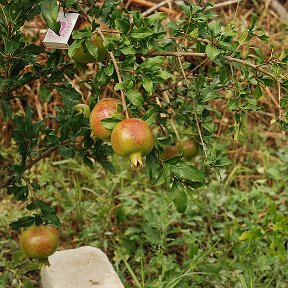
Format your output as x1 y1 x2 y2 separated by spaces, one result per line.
129 0 178 15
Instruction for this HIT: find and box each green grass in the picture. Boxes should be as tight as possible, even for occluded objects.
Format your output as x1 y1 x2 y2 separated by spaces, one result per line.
1 124 288 287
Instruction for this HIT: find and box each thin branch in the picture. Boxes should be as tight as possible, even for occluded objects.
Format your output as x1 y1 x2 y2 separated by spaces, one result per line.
207 0 243 10
170 118 181 142
129 0 178 15
77 4 129 119
150 51 280 82
151 51 207 57
152 58 208 97
278 81 282 118
141 0 174 17
97 29 129 119
177 56 208 157
0 140 69 190
224 55 279 82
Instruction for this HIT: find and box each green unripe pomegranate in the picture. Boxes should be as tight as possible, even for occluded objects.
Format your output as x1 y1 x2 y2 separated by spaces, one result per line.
89 98 124 141
160 145 179 160
73 104 90 119
71 21 109 64
72 45 98 64
178 139 199 160
111 118 154 167
19 225 59 259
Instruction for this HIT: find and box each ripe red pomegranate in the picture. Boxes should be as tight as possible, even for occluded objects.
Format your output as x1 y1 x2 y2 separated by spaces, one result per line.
19 225 59 259
111 118 154 167
178 139 199 160
89 98 124 141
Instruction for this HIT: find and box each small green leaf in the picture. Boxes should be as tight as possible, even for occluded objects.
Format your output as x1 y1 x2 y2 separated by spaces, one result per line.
23 44 44 55
142 108 156 126
98 159 116 174
227 98 238 111
41 0 61 35
202 92 220 102
153 164 171 186
171 180 187 213
39 87 51 102
10 216 35 230
115 18 130 33
249 13 258 31
146 152 160 180
206 43 220 61
254 85 262 99
131 27 153 39
94 69 110 87
155 69 172 81
170 161 205 184
126 90 144 107
104 65 114 76
239 228 262 241
114 82 126 91
140 56 165 70
208 21 221 36
146 12 166 26
202 121 215 133
2 101 12 121
143 77 153 95
54 85 82 100
29 200 55 214
72 28 92 39
85 40 98 59
120 46 136 55
68 39 84 58
189 28 199 38
101 117 121 130
4 40 21 54
41 214 61 226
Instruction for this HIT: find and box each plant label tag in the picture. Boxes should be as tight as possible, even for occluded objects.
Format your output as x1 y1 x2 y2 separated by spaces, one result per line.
43 13 81 49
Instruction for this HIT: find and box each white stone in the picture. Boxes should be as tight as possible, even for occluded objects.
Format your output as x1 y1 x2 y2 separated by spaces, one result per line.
41 246 124 288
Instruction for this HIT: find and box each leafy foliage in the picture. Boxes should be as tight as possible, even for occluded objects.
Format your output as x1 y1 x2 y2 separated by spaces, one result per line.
0 0 287 272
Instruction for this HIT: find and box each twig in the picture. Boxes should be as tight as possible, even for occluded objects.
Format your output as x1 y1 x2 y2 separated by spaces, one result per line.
129 0 178 15
97 29 129 119
170 118 181 142
152 58 208 97
150 51 280 82
0 140 69 190
141 0 174 17
207 0 243 10
77 4 129 118
177 56 208 157
278 81 282 118
151 51 206 57
224 55 279 82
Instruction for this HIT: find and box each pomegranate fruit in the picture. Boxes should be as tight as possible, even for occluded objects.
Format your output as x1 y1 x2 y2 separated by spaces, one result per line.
19 225 59 259
89 98 124 141
71 21 109 64
160 145 179 160
111 118 154 167
178 139 199 160
73 104 90 118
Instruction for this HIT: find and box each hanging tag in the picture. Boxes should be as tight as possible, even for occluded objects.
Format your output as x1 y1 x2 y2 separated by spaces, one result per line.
43 13 81 49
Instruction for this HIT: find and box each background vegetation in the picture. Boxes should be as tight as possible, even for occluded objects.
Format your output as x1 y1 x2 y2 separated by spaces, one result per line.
1 0 288 287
